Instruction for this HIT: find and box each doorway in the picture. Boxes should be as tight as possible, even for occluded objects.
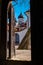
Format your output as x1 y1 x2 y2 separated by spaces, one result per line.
6 0 31 61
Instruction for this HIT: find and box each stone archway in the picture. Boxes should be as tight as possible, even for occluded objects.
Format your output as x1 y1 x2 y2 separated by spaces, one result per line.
6 1 15 59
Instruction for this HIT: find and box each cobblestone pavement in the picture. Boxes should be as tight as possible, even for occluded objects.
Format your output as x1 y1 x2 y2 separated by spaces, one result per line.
10 50 31 61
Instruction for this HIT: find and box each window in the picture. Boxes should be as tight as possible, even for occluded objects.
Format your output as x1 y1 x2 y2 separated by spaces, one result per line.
15 33 19 45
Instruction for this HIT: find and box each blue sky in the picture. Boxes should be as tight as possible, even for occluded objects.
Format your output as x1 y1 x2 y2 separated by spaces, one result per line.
8 0 30 22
